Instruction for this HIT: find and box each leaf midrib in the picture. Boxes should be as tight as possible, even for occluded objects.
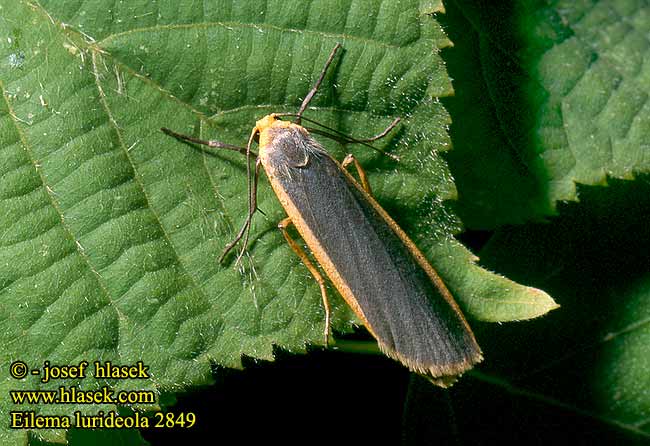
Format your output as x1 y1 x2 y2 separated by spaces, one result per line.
95 21 407 51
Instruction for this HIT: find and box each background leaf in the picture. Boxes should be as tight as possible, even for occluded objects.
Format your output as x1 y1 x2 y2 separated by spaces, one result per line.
0 1 554 444
444 0 650 228
402 176 650 444
396 0 650 443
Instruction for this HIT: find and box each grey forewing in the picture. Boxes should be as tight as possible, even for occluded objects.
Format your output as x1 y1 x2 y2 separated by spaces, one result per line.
265 127 478 369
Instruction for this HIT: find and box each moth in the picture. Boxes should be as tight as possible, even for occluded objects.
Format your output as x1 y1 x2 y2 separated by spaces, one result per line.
162 44 482 386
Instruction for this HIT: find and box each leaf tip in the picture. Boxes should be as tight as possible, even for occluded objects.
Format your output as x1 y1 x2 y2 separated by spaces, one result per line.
523 286 560 318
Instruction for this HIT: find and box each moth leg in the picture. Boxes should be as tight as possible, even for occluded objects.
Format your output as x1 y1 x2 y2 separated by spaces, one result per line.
342 154 373 196
220 130 262 264
278 217 331 346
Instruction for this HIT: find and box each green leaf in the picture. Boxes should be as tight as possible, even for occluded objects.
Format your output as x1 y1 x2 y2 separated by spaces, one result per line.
440 1 554 228
445 0 650 227
413 176 650 442
403 177 650 443
0 1 555 444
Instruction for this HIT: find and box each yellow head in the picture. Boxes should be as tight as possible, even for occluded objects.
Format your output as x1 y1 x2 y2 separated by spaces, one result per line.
256 114 298 149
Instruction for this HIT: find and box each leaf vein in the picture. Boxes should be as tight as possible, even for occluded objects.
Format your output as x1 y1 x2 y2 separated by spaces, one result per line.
96 21 404 50
90 50 215 338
